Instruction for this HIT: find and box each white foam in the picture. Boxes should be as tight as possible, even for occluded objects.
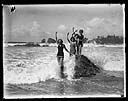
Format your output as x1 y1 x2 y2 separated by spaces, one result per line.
83 43 124 48
4 46 124 84
82 46 124 72
64 55 75 80
4 50 76 84
103 60 124 71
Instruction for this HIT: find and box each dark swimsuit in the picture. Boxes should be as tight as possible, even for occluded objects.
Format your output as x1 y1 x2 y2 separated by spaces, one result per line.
79 35 84 47
57 44 64 77
70 43 76 56
57 44 64 57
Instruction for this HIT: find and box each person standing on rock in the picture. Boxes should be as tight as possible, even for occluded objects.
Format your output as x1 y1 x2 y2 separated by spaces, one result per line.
55 32 70 78
70 27 80 55
74 34 80 55
78 29 84 55
67 32 77 56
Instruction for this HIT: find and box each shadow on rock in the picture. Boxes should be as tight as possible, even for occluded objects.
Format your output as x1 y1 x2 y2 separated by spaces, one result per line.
74 55 101 79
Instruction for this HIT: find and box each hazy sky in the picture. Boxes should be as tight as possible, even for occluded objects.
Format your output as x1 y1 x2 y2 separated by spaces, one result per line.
3 4 124 42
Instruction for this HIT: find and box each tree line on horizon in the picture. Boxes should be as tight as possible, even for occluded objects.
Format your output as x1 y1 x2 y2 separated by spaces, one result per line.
89 35 123 44
7 34 124 45
41 34 123 44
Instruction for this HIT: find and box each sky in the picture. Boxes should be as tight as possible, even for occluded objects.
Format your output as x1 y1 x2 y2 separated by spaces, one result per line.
3 4 124 42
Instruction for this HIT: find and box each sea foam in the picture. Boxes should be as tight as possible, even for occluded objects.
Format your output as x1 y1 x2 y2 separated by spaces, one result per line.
4 45 124 84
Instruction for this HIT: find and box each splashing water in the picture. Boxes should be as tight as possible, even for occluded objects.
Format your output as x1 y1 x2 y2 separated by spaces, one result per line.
82 45 124 71
4 47 76 84
4 45 124 84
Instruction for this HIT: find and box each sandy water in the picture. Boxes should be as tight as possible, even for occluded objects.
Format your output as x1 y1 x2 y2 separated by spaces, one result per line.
3 44 125 97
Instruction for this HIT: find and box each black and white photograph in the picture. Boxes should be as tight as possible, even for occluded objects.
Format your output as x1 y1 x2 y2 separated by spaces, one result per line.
3 4 125 98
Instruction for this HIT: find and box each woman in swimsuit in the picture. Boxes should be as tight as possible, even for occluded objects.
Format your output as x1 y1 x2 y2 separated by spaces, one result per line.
55 32 70 78
67 32 77 56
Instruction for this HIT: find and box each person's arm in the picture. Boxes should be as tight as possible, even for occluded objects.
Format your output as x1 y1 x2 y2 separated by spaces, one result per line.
82 35 84 42
72 29 77 37
72 27 75 33
55 32 58 43
63 44 70 53
67 32 70 43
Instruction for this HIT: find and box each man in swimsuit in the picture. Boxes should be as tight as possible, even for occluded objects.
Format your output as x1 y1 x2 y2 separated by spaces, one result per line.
74 34 80 55
78 29 84 55
55 32 70 78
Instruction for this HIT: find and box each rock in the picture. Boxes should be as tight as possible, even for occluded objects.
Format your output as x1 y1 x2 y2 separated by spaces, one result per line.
41 39 46 43
42 44 49 47
73 55 101 79
25 42 40 47
47 38 56 43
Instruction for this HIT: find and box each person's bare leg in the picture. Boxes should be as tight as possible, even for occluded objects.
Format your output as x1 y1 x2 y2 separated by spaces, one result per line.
60 58 64 67
60 57 64 78
79 45 82 55
76 45 79 55
57 57 60 66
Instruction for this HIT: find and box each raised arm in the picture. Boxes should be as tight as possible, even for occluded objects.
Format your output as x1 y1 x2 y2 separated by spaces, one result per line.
67 32 70 43
72 27 75 33
55 32 58 43
72 29 77 37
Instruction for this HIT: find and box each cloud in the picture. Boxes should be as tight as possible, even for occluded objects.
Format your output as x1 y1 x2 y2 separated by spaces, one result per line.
11 21 45 41
11 21 55 42
85 27 91 33
87 17 104 28
30 21 41 36
45 32 52 35
57 24 66 31
83 17 123 39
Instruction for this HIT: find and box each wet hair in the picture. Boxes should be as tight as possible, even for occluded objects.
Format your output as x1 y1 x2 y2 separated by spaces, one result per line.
70 37 75 42
57 39 63 44
79 29 83 34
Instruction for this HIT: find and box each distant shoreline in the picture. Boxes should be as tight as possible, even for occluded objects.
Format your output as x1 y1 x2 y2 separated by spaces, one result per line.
3 42 124 48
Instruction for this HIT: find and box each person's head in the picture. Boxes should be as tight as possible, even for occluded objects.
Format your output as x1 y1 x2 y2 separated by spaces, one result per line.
70 37 75 42
79 29 83 35
57 39 63 45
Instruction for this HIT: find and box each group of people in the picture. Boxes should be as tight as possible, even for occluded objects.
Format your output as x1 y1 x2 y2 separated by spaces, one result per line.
55 27 85 78
67 28 84 56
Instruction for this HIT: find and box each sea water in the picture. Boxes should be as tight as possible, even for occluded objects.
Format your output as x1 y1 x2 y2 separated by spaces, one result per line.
3 44 125 96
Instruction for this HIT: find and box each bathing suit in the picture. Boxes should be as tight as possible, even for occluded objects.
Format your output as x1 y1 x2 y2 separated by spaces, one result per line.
70 43 76 56
57 44 64 57
57 44 65 78
79 34 84 47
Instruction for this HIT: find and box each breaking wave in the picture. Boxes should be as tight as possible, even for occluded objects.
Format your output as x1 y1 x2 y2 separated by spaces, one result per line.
4 45 124 84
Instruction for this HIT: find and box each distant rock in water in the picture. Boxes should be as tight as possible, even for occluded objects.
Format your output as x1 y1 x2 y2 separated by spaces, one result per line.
41 39 46 43
47 38 56 43
24 42 40 47
73 55 100 78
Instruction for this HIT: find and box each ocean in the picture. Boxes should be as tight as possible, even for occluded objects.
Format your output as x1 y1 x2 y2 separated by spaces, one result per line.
3 44 125 98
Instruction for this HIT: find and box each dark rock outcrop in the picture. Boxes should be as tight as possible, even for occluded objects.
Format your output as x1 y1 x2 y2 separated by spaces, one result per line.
47 38 56 43
73 55 101 79
24 42 40 47
41 39 46 43
42 44 49 47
